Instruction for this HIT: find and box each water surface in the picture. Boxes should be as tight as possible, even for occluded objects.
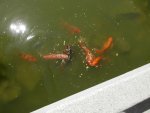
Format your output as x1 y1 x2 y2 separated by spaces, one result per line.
0 0 150 112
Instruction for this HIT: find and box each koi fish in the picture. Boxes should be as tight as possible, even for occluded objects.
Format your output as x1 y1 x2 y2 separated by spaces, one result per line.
43 45 72 61
95 36 113 54
62 21 81 34
20 53 37 62
78 40 102 67
89 56 103 67
43 54 69 60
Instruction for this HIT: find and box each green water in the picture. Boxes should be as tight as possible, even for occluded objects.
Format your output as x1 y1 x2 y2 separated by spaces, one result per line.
0 0 150 112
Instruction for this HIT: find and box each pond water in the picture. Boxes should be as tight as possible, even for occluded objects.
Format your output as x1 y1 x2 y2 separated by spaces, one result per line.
0 0 150 112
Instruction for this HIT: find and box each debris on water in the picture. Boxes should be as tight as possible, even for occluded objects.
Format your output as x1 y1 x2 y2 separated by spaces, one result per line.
83 12 86 16
74 13 78 18
79 73 83 78
8 63 14 68
95 65 99 68
63 40 66 46
74 35 78 39
86 66 89 70
4 17 7 21
79 75 82 78
56 43 60 46
116 22 120 26
53 48 56 51
115 53 119 56
61 59 66 64
3 31 6 34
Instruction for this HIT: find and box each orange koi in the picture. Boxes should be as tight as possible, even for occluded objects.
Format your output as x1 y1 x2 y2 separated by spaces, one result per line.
20 53 37 62
62 22 81 34
89 56 103 66
96 36 113 54
78 40 102 67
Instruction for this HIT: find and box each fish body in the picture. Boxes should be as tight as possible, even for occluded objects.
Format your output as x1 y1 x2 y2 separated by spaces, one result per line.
88 56 103 66
62 22 81 34
96 36 113 54
78 40 102 67
43 45 72 61
20 53 37 62
43 54 68 60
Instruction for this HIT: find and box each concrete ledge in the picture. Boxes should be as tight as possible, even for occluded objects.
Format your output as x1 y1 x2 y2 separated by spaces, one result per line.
32 63 150 113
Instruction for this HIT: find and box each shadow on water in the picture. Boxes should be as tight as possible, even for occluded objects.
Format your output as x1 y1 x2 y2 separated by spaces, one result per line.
40 61 59 102
0 63 7 81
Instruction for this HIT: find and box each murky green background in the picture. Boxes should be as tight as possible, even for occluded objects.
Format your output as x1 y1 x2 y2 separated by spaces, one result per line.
0 0 150 112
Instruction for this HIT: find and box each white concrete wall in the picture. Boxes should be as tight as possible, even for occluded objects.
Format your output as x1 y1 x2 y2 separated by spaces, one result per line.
144 109 150 113
32 63 150 113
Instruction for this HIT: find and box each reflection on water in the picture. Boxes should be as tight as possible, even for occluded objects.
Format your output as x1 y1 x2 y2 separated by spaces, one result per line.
0 0 150 113
10 21 26 34
26 35 34 41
